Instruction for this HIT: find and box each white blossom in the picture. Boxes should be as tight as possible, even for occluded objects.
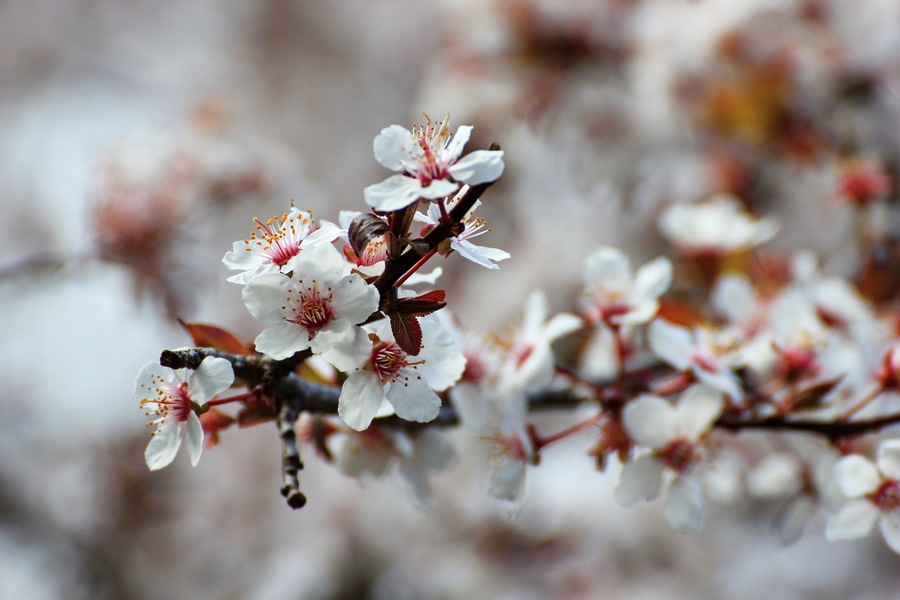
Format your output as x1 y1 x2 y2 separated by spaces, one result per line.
364 113 504 212
659 194 779 255
581 247 672 327
223 207 340 285
827 440 900 553
135 357 234 470
242 243 379 360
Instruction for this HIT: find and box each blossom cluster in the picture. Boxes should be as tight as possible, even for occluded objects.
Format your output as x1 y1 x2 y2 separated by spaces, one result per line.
135 113 900 557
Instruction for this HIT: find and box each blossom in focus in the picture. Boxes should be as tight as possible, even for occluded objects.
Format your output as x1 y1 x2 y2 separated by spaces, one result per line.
223 207 340 285
414 186 510 269
242 243 380 360
363 113 505 212
321 314 466 431
135 356 235 470
648 319 745 401
580 247 672 327
827 440 900 553
615 385 724 533
658 194 779 255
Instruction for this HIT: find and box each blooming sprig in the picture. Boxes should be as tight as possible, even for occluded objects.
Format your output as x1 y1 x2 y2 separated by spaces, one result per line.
364 113 505 212
242 243 380 360
223 207 340 285
135 356 234 470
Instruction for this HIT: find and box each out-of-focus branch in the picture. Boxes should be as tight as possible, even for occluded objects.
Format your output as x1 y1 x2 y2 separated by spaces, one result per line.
278 400 306 509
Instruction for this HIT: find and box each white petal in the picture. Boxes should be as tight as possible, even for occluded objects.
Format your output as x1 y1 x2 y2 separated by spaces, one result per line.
622 394 677 450
283 242 345 283
449 383 488 432
373 124 417 171
834 454 882 498
826 500 879 540
144 426 182 471
449 149 505 185
319 326 372 372
338 371 386 431
675 384 724 440
416 178 459 201
648 319 694 371
308 320 351 354
404 266 443 285
364 175 426 212
521 291 549 338
777 496 816 545
543 312 583 343
666 476 706 534
632 257 673 300
185 412 204 467
694 368 743 402
747 453 802 499
877 440 900 480
134 361 174 402
386 377 441 424
584 247 631 281
451 239 508 269
330 274 380 324
614 454 665 506
254 322 311 360
489 460 528 503
443 125 472 159
879 514 900 553
615 300 660 326
187 357 235 405
711 274 759 324
222 240 264 270
242 273 294 323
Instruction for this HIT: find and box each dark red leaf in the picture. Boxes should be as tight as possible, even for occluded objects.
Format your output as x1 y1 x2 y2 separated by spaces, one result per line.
391 311 423 356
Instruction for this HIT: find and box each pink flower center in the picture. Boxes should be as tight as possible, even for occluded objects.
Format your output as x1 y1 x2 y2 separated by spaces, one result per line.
870 480 900 512
246 212 312 266
141 379 192 428
371 341 423 383
415 140 452 187
661 438 697 473
288 282 334 333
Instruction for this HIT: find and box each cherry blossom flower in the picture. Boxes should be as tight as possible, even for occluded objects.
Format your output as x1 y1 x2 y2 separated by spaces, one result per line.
648 319 745 401
658 194 779 256
580 247 672 327
827 440 900 553
413 187 510 269
223 207 340 285
615 385 724 533
363 113 505 212
242 243 379 360
321 314 466 431
135 356 234 470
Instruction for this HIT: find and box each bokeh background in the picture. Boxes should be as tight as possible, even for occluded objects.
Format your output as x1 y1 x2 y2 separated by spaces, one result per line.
2 0 900 598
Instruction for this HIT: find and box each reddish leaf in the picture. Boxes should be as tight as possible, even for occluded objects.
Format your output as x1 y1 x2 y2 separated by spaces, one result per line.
178 319 252 355
390 312 423 356
396 290 447 317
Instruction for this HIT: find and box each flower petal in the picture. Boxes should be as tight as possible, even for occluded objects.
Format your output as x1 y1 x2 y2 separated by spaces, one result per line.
834 454 882 498
489 459 528 504
386 377 441 424
614 454 664 506
675 384 724 440
648 319 694 371
338 371 386 431
826 499 879 540
134 361 174 402
144 426 182 471
254 322 311 360
879 514 900 554
373 124 417 171
185 411 204 467
632 256 673 300
187 357 234 405
330 274 380 324
364 175 426 212
443 125 472 160
623 394 677 450
320 326 372 372
666 476 706 534
242 273 294 323
877 440 900 480
584 247 631 282
449 149 505 185
450 239 509 269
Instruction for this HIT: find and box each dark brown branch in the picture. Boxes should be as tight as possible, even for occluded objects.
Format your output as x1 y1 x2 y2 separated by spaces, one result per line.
716 412 900 440
278 400 306 509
